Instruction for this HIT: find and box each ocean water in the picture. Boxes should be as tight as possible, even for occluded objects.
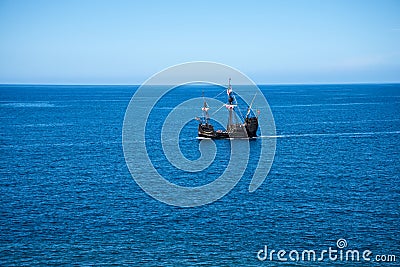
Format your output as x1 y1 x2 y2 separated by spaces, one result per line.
0 84 399 265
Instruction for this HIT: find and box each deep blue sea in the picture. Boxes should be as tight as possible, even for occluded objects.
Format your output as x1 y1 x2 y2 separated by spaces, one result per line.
0 84 399 266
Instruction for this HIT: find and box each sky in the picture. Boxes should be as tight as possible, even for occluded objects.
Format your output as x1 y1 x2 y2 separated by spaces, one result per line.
0 0 399 84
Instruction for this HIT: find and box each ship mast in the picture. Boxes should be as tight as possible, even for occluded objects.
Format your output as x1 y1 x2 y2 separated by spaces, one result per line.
227 78 234 131
202 93 210 125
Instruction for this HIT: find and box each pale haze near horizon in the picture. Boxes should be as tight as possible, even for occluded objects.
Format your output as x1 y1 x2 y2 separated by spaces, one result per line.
0 0 399 85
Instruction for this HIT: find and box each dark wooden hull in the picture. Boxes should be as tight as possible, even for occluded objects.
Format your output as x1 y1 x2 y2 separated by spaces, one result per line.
198 124 229 139
198 117 258 139
245 117 258 138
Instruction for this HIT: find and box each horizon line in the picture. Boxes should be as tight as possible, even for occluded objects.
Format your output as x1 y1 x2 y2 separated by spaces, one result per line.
1 81 400 86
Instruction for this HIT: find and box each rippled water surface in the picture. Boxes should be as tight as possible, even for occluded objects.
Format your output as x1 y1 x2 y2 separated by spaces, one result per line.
0 84 399 265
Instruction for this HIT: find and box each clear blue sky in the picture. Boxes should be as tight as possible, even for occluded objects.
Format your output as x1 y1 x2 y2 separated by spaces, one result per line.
0 0 399 84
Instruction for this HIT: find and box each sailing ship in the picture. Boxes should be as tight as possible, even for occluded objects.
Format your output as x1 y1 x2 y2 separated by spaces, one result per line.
197 78 259 139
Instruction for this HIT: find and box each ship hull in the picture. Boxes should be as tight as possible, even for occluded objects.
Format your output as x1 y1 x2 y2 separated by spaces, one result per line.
245 117 258 138
198 124 230 139
198 117 258 139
